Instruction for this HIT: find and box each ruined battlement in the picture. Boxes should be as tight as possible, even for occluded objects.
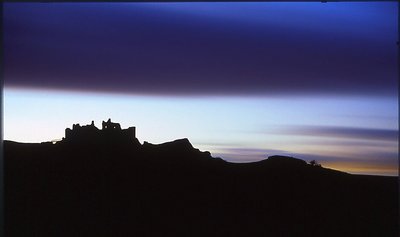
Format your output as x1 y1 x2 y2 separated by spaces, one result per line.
63 119 137 145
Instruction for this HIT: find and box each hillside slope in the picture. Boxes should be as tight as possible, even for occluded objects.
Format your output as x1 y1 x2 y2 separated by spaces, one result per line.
4 140 398 237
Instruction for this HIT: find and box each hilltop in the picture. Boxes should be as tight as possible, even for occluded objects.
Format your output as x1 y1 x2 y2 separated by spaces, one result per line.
4 120 399 237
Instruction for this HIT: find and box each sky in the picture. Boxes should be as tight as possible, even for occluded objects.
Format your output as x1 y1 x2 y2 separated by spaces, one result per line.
3 2 398 176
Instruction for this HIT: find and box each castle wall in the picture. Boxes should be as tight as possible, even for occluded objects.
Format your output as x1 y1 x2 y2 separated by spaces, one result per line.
64 121 136 144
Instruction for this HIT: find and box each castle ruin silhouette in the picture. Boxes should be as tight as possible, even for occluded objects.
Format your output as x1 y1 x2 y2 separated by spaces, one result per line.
63 119 138 145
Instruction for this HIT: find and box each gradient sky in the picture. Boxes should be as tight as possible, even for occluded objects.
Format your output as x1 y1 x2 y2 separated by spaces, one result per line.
3 2 398 176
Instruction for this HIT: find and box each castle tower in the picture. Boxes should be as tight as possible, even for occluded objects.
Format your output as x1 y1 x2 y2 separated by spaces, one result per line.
63 119 138 145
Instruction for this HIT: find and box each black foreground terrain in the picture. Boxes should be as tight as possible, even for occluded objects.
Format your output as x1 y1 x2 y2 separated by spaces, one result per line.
4 138 398 237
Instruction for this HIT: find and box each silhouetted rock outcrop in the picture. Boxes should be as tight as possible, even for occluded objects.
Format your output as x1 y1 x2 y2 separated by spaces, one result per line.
4 121 399 237
264 155 307 166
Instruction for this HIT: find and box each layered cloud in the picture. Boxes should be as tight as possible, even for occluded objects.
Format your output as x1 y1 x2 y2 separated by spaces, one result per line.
3 3 397 97
277 125 398 142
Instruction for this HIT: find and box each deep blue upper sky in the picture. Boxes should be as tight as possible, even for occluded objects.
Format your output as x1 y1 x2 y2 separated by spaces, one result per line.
3 2 398 97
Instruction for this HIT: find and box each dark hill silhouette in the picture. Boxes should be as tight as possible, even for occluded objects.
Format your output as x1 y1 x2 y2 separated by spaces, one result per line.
4 120 399 237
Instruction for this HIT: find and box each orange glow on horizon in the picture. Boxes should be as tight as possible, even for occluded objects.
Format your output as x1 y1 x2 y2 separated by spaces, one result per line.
323 161 398 176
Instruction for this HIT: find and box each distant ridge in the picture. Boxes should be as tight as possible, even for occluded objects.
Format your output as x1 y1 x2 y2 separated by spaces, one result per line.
4 120 398 237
